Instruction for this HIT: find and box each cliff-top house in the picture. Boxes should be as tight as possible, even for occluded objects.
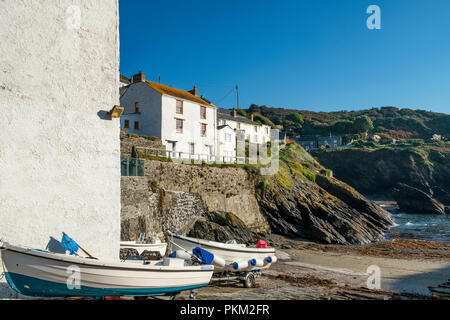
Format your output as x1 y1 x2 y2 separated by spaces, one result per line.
296 135 342 151
217 108 271 145
120 72 274 162
120 72 218 160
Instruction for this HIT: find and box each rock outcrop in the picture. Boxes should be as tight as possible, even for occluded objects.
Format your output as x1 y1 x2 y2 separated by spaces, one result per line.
188 211 261 245
392 183 446 214
314 146 450 207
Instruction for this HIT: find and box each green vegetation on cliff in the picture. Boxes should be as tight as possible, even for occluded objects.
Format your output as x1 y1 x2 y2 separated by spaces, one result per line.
253 143 393 244
244 104 449 141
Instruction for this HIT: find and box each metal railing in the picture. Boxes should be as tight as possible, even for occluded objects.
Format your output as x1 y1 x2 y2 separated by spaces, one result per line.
136 147 246 164
121 156 145 176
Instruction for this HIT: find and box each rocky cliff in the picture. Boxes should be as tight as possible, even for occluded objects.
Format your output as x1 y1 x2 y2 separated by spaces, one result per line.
253 144 393 244
314 144 450 210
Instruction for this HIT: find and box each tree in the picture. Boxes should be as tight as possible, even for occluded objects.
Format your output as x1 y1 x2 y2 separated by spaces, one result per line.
333 120 354 134
236 109 247 117
353 115 374 134
286 112 304 125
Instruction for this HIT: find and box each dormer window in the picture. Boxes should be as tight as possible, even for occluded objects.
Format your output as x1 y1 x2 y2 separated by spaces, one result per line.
176 100 183 114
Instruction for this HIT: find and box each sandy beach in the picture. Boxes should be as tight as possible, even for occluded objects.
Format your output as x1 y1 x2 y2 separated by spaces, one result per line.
185 235 450 300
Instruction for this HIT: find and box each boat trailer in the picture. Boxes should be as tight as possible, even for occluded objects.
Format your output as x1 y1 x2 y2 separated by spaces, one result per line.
211 270 262 288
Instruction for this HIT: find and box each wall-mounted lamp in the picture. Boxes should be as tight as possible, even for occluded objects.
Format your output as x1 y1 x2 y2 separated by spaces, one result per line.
106 105 124 118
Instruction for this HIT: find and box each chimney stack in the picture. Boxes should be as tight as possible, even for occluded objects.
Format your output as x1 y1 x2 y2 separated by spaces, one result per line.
131 71 145 83
232 108 237 117
250 113 254 122
188 85 198 96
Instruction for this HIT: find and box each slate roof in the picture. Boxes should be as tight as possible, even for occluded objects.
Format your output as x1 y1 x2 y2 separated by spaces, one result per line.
119 85 129 97
217 124 234 130
217 108 259 125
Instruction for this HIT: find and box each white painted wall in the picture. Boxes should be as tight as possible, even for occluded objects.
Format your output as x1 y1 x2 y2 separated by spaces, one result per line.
0 0 121 298
161 95 217 158
120 84 218 159
120 82 162 138
219 118 271 145
217 126 236 162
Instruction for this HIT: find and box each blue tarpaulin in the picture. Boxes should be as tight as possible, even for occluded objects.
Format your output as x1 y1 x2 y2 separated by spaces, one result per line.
61 233 79 255
192 247 214 264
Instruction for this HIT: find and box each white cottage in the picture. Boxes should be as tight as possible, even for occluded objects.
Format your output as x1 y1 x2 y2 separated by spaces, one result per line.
0 0 121 298
120 72 217 161
217 108 271 145
216 124 236 162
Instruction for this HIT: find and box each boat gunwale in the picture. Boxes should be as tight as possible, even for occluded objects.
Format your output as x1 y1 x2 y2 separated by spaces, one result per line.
170 233 276 254
120 242 167 248
2 244 213 273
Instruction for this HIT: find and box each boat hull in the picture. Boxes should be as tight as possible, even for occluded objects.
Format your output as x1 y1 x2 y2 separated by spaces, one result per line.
1 244 213 297
168 233 276 272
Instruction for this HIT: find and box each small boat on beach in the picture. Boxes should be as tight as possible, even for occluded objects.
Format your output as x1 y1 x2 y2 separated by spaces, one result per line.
0 241 213 298
167 231 277 272
120 240 167 256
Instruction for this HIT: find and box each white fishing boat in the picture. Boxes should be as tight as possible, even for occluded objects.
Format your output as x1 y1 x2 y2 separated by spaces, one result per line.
120 241 167 256
0 242 213 298
167 231 277 272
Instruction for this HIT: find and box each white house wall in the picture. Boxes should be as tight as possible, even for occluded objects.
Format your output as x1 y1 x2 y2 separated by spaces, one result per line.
220 119 271 145
0 0 121 298
217 126 236 162
161 95 217 158
120 82 162 138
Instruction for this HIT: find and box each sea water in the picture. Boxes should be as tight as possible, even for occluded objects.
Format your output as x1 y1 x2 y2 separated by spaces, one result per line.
386 208 450 243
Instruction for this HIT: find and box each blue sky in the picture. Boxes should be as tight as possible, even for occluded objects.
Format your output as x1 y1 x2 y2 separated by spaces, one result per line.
119 0 450 114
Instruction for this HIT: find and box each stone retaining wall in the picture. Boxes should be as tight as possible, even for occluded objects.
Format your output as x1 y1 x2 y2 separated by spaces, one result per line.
120 160 270 240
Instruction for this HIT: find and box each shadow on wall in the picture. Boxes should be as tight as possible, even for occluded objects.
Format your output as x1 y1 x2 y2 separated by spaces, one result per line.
45 236 66 254
97 110 109 120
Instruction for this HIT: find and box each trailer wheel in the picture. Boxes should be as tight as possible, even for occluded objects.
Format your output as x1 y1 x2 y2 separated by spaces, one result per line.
170 293 182 300
243 272 255 288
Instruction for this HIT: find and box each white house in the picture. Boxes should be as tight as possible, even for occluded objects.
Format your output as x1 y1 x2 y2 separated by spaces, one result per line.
120 72 217 160
216 124 236 162
0 0 121 298
217 108 271 145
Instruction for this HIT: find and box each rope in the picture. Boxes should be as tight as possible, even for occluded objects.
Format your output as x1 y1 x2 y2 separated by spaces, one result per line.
166 232 202 264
